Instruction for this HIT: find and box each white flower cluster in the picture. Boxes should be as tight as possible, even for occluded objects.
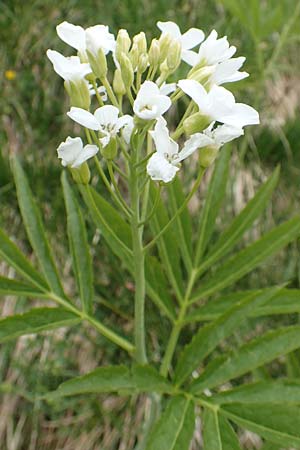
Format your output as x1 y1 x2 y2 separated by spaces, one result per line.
47 20 259 183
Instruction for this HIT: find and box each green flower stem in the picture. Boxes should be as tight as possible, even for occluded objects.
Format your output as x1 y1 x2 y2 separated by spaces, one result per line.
48 292 134 354
144 167 206 253
129 141 148 364
91 80 104 106
101 76 119 107
138 184 161 227
160 269 197 377
171 126 184 141
107 161 132 216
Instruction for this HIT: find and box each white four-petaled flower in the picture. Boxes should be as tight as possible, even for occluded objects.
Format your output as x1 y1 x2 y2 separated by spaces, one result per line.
67 105 133 147
157 21 204 65
178 79 259 128
133 81 172 120
46 50 92 81
147 117 207 183
56 21 116 57
57 137 98 168
184 29 237 67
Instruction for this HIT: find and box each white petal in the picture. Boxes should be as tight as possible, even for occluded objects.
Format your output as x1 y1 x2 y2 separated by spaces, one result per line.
181 49 199 66
56 21 86 51
100 133 111 148
150 117 179 156
178 79 208 109
116 114 133 132
72 144 99 168
67 107 100 130
175 133 212 162
157 21 181 39
208 85 236 118
46 49 91 81
147 153 179 183
181 28 205 50
121 116 134 144
86 24 116 55
212 124 244 144
136 80 160 102
160 82 176 95
213 57 248 85
219 103 260 127
134 81 171 119
155 95 172 116
57 136 83 166
94 105 120 126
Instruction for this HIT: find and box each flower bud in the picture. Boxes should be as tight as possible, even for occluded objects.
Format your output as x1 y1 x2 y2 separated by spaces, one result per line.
101 138 117 160
119 52 134 88
70 162 91 184
137 54 148 73
64 79 91 110
129 43 139 71
86 47 107 80
133 32 147 55
113 68 126 95
188 66 215 87
199 146 219 168
115 29 131 62
158 33 173 63
167 40 181 71
148 39 160 67
183 112 211 135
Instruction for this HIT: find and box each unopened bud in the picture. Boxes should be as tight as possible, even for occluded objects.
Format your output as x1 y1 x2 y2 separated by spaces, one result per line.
159 60 169 75
199 146 219 168
86 47 107 79
183 112 211 135
119 52 134 87
64 79 91 110
138 54 148 73
133 32 147 55
115 29 131 62
101 138 117 160
70 162 91 184
148 39 160 66
188 66 215 87
158 33 173 63
129 43 139 71
113 69 126 95
167 40 181 71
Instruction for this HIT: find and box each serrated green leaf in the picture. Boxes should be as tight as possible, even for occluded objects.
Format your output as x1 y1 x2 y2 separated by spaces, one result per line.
221 403 300 447
12 157 65 297
203 408 241 450
195 145 231 266
0 229 48 291
174 287 281 386
185 287 300 323
0 276 45 297
190 215 300 304
62 173 94 314
46 365 173 399
190 325 300 393
212 380 300 405
145 396 195 450
196 167 280 277
0 308 79 343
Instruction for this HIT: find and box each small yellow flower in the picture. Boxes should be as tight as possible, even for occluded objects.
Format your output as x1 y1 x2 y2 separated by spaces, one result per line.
5 70 17 80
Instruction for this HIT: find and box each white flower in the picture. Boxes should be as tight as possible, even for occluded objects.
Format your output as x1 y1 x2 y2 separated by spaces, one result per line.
192 122 244 149
178 79 259 128
133 81 171 120
160 82 177 95
57 137 98 168
46 49 91 81
184 29 237 67
157 21 204 64
67 105 133 147
56 21 115 56
147 117 205 182
212 57 248 85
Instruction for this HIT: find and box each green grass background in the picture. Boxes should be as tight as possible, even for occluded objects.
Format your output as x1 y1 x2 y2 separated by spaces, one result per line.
0 0 300 448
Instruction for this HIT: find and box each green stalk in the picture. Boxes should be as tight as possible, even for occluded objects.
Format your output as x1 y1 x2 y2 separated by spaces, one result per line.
129 140 148 364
